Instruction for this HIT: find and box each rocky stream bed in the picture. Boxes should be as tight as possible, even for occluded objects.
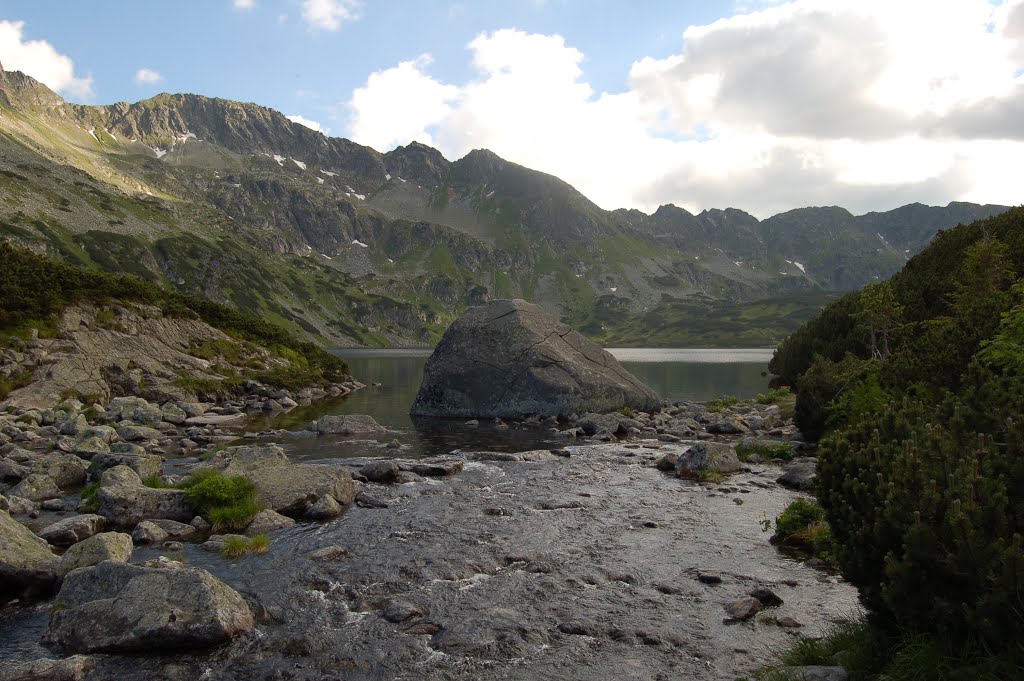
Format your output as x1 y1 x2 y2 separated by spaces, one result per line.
0 384 859 681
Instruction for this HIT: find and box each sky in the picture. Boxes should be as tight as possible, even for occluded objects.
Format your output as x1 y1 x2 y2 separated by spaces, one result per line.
1 0 1022 218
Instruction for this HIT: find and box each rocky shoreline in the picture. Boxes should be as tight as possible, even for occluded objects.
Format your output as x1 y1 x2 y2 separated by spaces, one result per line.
0 375 839 680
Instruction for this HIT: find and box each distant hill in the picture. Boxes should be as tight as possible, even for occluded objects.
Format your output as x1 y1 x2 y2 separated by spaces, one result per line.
0 69 1010 346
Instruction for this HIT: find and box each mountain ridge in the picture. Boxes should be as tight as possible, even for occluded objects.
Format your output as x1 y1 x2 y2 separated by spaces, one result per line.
0 69 1012 347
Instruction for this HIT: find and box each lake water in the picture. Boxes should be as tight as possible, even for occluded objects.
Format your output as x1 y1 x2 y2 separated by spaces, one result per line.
247 348 774 461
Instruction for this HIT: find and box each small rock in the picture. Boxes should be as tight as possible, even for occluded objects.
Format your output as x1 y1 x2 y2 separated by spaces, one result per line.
41 498 66 512
776 616 804 628
407 459 464 477
56 532 133 579
244 509 295 536
305 494 342 520
132 520 169 545
2 654 94 681
724 597 762 622
355 491 389 509
162 541 184 551
697 571 722 585
750 586 784 607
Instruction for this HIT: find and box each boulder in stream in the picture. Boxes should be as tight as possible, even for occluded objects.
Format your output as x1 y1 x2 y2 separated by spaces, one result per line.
410 299 660 419
0 508 58 602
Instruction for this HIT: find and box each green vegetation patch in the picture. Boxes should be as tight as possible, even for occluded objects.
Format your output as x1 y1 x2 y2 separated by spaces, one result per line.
178 470 262 531
222 534 270 558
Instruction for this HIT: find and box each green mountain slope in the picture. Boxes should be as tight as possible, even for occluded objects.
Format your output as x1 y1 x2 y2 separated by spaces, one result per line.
0 69 1011 347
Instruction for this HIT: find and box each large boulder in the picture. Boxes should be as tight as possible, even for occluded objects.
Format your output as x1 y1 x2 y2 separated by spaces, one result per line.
96 466 192 528
410 299 660 419
31 453 89 489
9 473 62 502
44 560 254 653
197 444 289 476
0 509 58 602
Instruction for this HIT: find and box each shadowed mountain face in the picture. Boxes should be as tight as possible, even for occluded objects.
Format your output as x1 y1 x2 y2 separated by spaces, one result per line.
0 70 1009 347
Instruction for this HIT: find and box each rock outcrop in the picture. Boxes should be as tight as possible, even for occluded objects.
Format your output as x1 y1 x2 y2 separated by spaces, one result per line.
410 299 660 419
96 466 192 528
44 559 254 653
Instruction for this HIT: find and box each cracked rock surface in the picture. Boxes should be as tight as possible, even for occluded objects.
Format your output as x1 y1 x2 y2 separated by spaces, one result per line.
411 299 660 419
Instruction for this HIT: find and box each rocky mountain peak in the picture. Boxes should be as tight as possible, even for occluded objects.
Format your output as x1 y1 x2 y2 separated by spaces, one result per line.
383 141 450 187
0 70 65 110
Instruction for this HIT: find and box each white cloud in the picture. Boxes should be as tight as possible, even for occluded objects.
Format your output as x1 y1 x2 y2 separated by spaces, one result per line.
233 0 256 9
301 0 361 31
348 55 460 151
345 4 1024 218
287 114 328 134
0 20 93 101
134 68 163 85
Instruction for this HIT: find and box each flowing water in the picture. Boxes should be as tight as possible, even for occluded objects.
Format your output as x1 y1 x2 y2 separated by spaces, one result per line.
0 348 863 680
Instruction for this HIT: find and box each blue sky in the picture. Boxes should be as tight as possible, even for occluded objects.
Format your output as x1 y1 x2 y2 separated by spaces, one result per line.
2 1 1023 217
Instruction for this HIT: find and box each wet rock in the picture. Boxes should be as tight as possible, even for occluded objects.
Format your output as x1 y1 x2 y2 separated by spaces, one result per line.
405 458 464 477
44 559 254 653
162 541 184 551
360 460 400 483
0 508 58 602
309 545 347 561
9 473 62 501
655 452 678 471
312 414 386 435
244 509 295 536
410 299 660 419
723 597 762 622
190 516 212 533
750 586 784 607
87 451 162 481
557 620 602 636
577 413 623 436
96 465 192 528
674 443 741 479
2 654 94 681
56 532 133 579
199 534 247 552
777 667 849 681
247 463 356 517
385 438 402 449
38 514 106 547
383 600 425 623
778 458 818 491
41 498 66 512
355 491 389 509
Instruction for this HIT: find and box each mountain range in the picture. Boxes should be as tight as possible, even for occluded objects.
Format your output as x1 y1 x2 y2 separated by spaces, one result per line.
0 69 1009 346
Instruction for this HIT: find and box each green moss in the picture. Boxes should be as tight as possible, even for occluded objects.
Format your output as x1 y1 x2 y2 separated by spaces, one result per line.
179 470 261 531
222 533 270 558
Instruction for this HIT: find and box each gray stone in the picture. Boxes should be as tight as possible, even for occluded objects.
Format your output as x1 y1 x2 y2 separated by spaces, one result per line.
183 413 246 427
360 460 400 483
106 397 152 422
70 435 110 458
309 545 347 561
56 531 133 578
305 493 342 519
160 404 187 425
244 509 294 536
312 414 387 435
405 458 464 477
750 586 784 606
28 453 88 490
199 534 247 552
247 463 356 517
778 458 818 491
0 509 58 602
674 443 741 479
44 560 254 653
37 514 106 547
131 521 169 545
198 444 289 476
96 466 192 528
147 518 197 541
723 597 762 622
9 473 62 501
0 456 30 482
87 451 162 481
128 403 163 425
410 299 660 419
706 419 748 435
